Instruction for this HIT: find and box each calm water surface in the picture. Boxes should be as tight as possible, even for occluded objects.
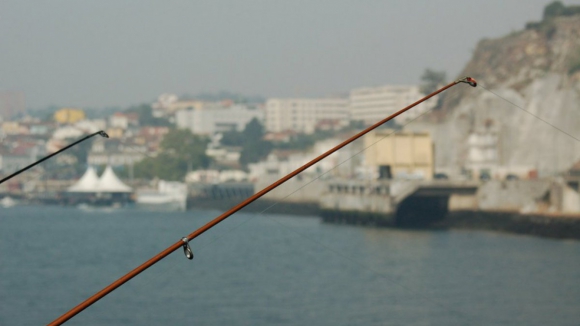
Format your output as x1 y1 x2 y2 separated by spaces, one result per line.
1 205 579 325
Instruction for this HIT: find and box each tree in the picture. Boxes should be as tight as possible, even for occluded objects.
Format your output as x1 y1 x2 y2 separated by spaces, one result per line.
238 118 272 166
220 130 245 147
239 140 273 167
543 1 580 20
420 69 447 95
242 118 265 141
544 1 566 19
133 129 210 181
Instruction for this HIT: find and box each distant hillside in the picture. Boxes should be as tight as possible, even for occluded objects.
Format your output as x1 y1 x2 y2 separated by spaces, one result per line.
422 3 580 176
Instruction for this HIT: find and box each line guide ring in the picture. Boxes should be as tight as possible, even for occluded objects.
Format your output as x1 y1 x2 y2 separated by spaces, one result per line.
456 76 477 87
181 237 194 260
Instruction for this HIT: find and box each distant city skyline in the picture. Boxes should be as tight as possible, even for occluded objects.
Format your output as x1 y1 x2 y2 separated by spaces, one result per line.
1 0 579 109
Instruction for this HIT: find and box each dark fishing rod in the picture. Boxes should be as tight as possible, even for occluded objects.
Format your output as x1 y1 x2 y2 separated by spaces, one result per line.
0 130 109 185
48 77 477 325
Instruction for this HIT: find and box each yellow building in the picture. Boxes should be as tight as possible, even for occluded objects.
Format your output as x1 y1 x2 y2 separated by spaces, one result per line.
1 121 26 135
54 108 86 124
167 100 205 113
364 129 434 180
105 127 124 139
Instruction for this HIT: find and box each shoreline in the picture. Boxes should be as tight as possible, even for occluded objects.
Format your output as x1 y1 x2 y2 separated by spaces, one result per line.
187 197 580 240
14 197 580 241
437 210 580 241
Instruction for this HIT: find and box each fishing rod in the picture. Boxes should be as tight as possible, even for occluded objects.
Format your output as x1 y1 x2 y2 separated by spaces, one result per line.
0 130 109 185
48 77 477 325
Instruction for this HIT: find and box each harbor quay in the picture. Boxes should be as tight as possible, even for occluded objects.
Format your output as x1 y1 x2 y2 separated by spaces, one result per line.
182 177 580 240
3 175 580 240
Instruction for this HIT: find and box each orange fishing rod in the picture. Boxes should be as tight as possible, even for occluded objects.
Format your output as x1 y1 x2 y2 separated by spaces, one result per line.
48 77 477 325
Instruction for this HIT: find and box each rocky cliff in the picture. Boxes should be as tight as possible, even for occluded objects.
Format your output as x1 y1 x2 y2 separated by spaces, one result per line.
423 13 580 176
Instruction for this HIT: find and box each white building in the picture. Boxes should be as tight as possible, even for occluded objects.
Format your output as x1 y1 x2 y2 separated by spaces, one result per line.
349 85 437 125
265 98 349 134
248 138 347 181
87 139 147 167
175 104 264 135
185 169 248 184
151 93 179 117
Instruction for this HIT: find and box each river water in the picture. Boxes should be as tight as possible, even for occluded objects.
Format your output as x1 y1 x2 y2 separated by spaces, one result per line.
1 205 579 325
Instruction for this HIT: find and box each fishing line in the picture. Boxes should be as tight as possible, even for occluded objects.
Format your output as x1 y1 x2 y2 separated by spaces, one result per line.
193 96 444 253
65 86 450 318
479 84 580 143
141 85 475 324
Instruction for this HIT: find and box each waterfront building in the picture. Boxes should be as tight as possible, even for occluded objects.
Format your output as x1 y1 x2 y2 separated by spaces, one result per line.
567 160 580 191
0 140 43 174
364 129 434 180
52 126 84 140
175 103 264 135
109 112 139 129
265 98 349 134
0 121 28 135
87 139 146 167
27 123 52 136
349 85 437 125
465 128 499 179
0 150 33 174
185 169 248 183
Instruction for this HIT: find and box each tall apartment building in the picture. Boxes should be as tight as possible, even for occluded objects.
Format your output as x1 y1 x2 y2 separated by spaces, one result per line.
350 85 437 125
0 91 25 121
265 98 349 134
175 104 264 135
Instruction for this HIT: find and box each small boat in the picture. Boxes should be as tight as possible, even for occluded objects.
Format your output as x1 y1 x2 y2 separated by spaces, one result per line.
0 196 17 208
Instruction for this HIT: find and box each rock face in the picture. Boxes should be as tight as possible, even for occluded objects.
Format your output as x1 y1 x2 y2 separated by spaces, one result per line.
426 15 580 177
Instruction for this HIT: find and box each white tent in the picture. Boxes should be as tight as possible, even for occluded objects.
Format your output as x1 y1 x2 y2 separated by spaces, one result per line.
68 166 100 192
95 165 132 193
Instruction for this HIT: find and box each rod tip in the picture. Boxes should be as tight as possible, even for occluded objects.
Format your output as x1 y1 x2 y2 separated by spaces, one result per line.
457 76 477 87
98 131 109 138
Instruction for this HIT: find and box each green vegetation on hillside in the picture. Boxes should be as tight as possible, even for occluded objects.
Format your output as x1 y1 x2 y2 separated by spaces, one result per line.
238 119 273 167
420 69 447 95
221 118 273 167
525 1 580 38
133 128 210 180
543 1 580 20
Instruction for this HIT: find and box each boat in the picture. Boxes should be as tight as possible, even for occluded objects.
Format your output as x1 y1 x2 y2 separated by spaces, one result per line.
0 196 17 208
136 180 187 211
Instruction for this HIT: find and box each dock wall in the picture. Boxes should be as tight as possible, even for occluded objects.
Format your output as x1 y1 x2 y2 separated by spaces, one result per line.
440 210 580 240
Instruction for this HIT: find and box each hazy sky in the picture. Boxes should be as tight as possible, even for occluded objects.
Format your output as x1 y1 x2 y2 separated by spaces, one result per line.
1 1 579 109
